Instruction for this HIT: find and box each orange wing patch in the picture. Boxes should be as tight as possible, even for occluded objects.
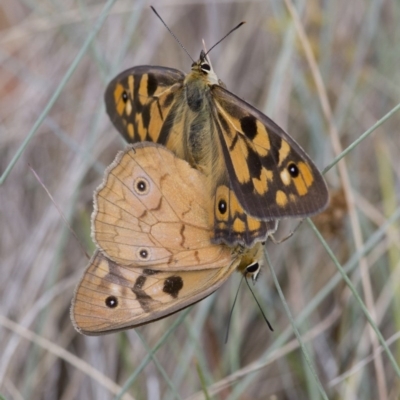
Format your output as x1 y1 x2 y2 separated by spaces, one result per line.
212 185 277 246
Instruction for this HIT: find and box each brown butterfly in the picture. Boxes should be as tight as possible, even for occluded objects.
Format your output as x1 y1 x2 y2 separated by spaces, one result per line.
71 143 265 335
104 23 329 247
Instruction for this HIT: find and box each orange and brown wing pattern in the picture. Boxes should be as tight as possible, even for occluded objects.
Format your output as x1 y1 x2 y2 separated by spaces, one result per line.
212 184 278 246
212 85 329 221
105 66 185 147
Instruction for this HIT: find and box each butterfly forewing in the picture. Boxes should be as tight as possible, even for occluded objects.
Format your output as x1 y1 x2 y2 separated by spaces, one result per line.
93 142 233 269
105 66 185 147
212 85 329 220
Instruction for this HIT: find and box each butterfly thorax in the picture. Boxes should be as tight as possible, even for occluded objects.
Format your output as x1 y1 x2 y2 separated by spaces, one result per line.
180 51 226 183
190 51 219 85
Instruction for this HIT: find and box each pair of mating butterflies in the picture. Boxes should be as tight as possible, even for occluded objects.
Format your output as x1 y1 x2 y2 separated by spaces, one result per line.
71 44 328 335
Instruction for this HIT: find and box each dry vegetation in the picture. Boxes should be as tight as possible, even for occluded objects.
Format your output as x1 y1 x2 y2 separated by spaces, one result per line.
1 0 400 399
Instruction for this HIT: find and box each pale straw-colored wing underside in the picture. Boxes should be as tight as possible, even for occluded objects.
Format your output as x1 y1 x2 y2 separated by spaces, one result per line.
71 250 239 335
72 143 241 334
92 143 233 270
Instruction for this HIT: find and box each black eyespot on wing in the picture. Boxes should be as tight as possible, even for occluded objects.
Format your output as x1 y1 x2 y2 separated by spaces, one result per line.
288 163 299 178
218 200 227 214
134 177 150 195
139 249 149 259
163 276 183 299
140 250 148 258
105 296 118 308
122 91 128 103
136 179 147 192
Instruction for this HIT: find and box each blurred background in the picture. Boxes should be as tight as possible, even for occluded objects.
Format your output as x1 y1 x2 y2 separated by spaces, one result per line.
1 0 399 399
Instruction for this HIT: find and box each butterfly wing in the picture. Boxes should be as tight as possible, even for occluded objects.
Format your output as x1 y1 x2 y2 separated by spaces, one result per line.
212 184 278 246
71 250 239 335
104 64 328 248
72 143 242 334
93 142 232 269
104 66 187 153
211 85 329 221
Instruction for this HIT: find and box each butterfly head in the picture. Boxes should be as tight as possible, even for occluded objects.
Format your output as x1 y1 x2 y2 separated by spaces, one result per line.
245 261 261 283
191 50 219 85
236 242 264 283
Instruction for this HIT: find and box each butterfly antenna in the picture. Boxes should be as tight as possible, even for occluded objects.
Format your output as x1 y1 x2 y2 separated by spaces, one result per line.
150 6 195 63
205 21 246 57
224 275 245 344
244 274 274 331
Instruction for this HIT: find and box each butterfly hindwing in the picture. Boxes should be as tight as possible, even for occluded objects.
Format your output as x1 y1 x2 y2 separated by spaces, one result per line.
212 184 278 246
71 250 239 335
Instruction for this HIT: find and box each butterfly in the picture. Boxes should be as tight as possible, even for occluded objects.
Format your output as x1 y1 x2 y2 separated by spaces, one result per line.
71 142 265 335
104 25 329 247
